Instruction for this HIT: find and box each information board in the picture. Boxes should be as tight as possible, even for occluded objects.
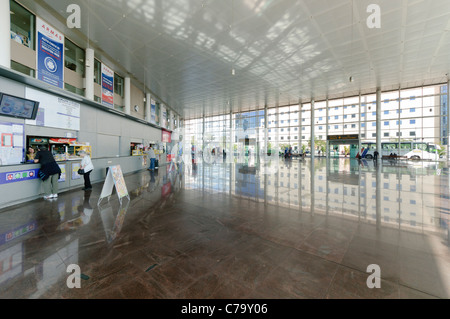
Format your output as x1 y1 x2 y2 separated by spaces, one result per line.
0 122 24 165
25 87 80 131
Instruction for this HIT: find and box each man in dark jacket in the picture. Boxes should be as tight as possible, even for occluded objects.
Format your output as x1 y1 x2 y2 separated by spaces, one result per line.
34 146 62 199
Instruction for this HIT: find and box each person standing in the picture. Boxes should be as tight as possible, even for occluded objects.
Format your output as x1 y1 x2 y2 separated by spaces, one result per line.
147 146 156 171
26 147 36 162
374 150 379 162
79 150 94 190
34 146 61 199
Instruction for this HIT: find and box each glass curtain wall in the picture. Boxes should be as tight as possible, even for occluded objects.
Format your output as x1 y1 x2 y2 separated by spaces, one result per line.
185 83 448 157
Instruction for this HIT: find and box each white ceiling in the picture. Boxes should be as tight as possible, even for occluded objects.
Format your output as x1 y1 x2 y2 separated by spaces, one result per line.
23 0 450 119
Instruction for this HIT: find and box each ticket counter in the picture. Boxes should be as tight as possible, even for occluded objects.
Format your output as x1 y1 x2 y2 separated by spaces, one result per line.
0 154 148 208
0 160 83 207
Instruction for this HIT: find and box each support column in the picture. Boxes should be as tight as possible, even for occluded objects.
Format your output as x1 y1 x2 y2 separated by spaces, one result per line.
229 111 233 164
124 76 131 115
398 87 401 154
299 101 303 155
447 80 450 161
145 93 151 122
326 98 329 158
84 48 95 101
376 161 382 229
0 0 11 69
311 99 315 160
376 88 382 158
264 105 268 154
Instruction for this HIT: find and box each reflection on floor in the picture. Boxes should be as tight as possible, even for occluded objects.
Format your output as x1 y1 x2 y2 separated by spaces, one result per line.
0 158 448 299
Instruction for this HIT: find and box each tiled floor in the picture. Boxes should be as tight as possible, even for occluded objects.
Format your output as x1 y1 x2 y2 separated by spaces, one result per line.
0 158 448 299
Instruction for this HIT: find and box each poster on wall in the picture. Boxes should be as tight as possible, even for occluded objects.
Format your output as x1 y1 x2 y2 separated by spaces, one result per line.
150 99 156 125
161 105 167 128
58 164 66 182
162 129 171 143
36 17 64 89
25 88 80 131
101 64 114 107
0 122 24 165
72 162 82 180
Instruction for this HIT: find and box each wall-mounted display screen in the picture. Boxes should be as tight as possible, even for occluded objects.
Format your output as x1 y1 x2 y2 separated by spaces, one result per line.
0 93 39 120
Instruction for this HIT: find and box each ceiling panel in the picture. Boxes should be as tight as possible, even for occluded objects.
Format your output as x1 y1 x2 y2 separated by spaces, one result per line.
27 0 450 119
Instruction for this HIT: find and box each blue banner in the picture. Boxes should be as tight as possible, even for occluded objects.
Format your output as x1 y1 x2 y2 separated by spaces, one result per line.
0 169 40 185
36 18 64 89
151 100 156 124
101 64 114 107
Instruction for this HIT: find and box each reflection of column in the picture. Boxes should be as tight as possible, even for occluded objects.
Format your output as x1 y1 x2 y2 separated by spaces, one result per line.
311 99 315 160
0 0 11 69
375 160 381 228
398 170 401 230
326 155 329 216
357 156 361 221
358 93 361 153
298 158 302 210
376 88 382 157
85 48 95 101
310 159 315 215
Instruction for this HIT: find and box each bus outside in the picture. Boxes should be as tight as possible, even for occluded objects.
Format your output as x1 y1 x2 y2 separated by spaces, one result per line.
361 141 441 160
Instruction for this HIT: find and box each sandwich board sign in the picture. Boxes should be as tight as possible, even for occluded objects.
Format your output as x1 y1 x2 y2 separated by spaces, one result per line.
98 165 130 205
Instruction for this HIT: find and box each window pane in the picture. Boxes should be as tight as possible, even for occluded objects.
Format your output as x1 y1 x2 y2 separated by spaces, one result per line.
10 0 35 50
65 39 85 76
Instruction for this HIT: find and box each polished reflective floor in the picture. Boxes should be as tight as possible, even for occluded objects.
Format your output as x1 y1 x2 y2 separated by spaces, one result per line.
0 158 449 299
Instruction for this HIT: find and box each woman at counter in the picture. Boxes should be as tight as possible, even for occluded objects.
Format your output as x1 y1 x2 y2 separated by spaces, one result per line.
34 146 62 200
79 150 94 191
26 147 36 162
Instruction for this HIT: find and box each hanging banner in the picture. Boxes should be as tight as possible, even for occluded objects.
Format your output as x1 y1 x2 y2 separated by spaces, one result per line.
161 105 167 128
36 17 64 89
101 64 114 107
150 99 156 125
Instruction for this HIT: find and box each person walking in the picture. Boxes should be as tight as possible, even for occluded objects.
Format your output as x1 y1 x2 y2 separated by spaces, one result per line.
79 150 94 190
147 145 156 171
374 150 379 162
34 146 61 199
